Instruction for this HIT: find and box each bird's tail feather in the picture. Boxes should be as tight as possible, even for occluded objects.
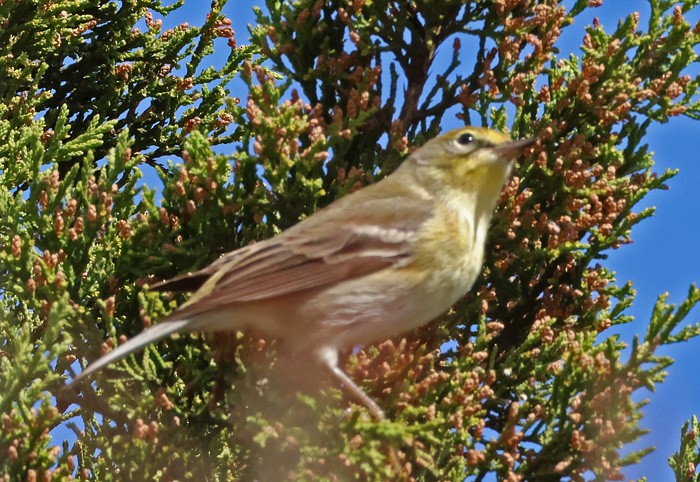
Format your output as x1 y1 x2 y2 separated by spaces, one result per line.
67 319 191 387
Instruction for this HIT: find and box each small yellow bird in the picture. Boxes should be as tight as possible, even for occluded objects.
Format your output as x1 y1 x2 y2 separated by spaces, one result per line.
70 127 533 419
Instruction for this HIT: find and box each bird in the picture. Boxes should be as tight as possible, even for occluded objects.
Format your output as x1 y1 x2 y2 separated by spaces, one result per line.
68 126 534 419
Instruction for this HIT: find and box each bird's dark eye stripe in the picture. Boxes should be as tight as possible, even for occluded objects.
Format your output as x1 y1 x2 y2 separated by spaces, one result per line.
457 133 474 145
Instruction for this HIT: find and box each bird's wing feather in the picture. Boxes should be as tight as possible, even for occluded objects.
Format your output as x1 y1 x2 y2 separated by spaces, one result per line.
159 194 433 320
68 319 191 386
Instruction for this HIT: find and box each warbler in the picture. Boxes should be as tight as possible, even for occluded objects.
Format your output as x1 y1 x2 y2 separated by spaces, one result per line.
70 126 534 419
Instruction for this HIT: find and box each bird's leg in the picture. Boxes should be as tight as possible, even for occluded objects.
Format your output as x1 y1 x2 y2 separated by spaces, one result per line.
329 362 386 420
317 347 385 420
321 350 409 475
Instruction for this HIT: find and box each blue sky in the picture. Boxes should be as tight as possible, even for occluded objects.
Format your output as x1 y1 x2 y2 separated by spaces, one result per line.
52 2 699 480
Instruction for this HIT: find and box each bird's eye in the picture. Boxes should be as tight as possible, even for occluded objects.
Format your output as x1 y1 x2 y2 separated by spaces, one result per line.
457 133 474 146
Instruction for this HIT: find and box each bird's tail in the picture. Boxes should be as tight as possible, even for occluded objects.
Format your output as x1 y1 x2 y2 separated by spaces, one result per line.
67 319 191 388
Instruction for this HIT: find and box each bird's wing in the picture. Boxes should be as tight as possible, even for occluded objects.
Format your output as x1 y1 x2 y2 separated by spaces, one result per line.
155 193 433 320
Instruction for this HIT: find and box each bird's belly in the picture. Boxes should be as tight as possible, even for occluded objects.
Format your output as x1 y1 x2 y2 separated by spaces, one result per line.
195 255 480 354
296 263 478 351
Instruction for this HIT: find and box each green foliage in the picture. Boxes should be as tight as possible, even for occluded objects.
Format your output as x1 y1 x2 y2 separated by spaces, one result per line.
671 415 700 482
0 0 254 174
1 0 699 481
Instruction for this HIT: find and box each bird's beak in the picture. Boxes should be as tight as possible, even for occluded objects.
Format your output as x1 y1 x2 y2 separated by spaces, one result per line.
492 137 536 158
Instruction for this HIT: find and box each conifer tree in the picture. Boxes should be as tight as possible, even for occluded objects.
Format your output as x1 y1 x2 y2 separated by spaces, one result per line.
1 1 699 480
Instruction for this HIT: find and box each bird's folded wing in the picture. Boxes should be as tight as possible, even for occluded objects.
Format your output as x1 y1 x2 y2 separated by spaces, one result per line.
155 195 433 319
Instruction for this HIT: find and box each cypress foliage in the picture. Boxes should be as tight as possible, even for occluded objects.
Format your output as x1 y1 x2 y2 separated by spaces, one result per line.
1 1 699 480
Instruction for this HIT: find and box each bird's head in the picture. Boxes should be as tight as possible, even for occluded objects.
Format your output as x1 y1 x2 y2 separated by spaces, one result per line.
401 126 534 198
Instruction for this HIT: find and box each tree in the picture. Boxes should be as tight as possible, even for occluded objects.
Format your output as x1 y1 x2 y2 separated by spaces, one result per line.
1 0 699 480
